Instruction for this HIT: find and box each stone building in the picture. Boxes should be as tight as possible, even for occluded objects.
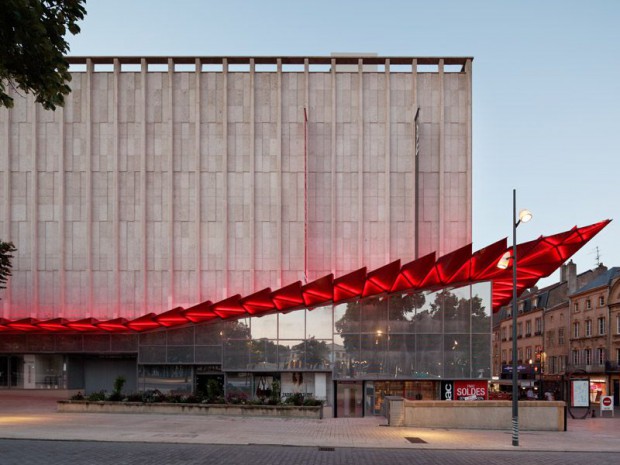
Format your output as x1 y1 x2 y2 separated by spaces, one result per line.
493 262 610 400
568 266 620 403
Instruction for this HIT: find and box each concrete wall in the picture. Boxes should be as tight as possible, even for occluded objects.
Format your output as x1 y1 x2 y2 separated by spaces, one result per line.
388 399 565 431
0 56 472 320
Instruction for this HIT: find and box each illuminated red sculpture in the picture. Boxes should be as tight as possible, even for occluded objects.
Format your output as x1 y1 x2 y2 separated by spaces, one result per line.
0 220 610 334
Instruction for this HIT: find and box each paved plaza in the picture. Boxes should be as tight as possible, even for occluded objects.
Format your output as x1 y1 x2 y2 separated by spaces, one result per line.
0 391 619 455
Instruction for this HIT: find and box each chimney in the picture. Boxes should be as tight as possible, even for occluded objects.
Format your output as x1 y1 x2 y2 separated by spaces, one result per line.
566 260 577 294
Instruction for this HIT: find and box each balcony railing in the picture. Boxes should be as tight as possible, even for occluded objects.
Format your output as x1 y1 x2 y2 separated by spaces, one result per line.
567 363 606 373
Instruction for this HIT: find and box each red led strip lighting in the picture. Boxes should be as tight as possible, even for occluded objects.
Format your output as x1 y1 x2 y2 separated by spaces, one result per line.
0 220 610 334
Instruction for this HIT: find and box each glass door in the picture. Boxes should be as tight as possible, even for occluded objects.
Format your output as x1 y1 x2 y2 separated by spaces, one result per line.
336 381 363 417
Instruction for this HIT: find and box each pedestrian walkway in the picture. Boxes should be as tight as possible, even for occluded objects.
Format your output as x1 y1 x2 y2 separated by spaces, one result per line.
1 391 619 452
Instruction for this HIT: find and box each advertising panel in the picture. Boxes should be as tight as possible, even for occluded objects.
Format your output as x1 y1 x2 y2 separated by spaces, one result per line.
570 379 590 408
441 380 488 400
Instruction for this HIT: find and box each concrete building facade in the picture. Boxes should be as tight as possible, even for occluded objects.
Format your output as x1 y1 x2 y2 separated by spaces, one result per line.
0 56 473 322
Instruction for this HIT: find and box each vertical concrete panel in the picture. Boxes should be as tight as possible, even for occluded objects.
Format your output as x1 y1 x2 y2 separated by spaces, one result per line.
1 57 471 321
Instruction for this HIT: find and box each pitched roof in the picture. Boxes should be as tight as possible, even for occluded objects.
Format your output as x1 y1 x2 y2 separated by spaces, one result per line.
571 267 620 296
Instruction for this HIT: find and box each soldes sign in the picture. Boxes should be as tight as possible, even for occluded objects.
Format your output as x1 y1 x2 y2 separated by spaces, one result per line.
441 380 488 401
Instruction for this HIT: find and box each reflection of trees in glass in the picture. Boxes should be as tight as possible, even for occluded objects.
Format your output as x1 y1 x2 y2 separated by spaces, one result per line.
223 320 251 339
249 338 279 365
335 293 426 352
291 337 330 368
471 295 490 332
332 286 490 379
335 301 362 352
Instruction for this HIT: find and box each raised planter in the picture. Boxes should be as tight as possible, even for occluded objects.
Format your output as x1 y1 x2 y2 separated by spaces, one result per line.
57 400 323 419
385 398 565 431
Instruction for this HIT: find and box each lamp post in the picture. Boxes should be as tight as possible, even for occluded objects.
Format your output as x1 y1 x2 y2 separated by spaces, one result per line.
498 189 532 447
510 189 532 446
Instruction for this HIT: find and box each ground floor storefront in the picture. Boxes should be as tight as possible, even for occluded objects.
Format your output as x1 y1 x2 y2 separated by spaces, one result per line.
1 353 492 417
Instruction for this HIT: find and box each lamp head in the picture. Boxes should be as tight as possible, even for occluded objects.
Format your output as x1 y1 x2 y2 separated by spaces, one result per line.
518 209 533 224
497 251 512 270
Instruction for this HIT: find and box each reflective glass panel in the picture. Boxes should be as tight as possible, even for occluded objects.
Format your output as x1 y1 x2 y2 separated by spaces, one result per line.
250 314 278 340
472 334 491 379
278 311 305 339
413 290 442 334
249 338 279 369
444 286 471 334
471 282 492 334
443 334 471 378
361 298 388 334
334 302 360 334
385 333 416 378
223 339 250 370
306 305 334 339
277 339 303 370
415 334 443 378
360 334 388 377
389 293 425 333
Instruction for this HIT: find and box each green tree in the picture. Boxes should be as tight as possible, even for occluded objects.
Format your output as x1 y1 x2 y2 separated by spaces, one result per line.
292 337 329 367
0 0 86 110
0 241 16 296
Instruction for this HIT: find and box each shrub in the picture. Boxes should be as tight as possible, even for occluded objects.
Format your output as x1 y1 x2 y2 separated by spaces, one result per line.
107 392 123 402
226 391 248 405
125 393 144 402
303 396 323 406
87 391 106 402
71 392 85 401
113 376 126 396
284 392 305 406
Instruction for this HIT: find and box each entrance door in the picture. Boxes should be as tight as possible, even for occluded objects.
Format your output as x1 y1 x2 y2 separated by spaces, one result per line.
335 381 363 417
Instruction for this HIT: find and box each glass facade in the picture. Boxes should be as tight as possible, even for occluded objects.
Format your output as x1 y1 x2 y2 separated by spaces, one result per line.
136 282 492 386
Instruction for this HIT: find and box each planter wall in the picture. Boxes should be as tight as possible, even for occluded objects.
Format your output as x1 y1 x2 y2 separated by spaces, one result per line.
57 401 323 419
386 398 565 431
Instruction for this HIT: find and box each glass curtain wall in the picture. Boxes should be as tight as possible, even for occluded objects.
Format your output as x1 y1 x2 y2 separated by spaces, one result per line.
333 282 492 380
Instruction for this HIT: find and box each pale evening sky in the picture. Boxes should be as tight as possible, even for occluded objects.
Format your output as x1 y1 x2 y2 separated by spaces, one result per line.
67 0 620 287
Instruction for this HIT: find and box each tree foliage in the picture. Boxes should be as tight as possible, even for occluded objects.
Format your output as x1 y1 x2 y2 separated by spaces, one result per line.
0 240 17 295
0 0 86 110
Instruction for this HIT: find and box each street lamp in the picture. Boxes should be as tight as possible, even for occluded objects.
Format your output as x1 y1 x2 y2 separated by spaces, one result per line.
497 189 532 447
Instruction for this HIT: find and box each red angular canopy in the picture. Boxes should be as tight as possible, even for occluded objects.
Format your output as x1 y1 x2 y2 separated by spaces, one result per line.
0 220 610 334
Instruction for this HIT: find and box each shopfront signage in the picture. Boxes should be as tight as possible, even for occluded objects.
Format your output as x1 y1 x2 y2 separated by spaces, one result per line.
441 380 488 401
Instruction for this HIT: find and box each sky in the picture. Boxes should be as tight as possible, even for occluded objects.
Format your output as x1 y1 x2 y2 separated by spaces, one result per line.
67 0 620 287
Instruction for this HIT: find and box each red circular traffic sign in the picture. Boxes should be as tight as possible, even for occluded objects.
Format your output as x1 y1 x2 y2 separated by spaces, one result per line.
602 397 612 406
